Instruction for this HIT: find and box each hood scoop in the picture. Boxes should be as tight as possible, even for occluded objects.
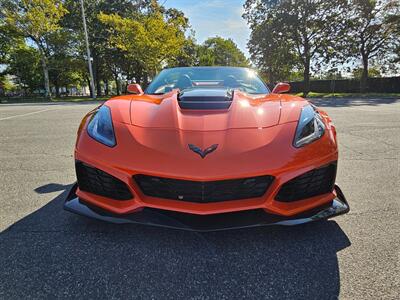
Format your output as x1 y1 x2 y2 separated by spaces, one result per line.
178 88 233 110
130 90 282 130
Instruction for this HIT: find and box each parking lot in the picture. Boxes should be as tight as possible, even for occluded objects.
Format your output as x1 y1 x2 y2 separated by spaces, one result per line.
0 97 399 299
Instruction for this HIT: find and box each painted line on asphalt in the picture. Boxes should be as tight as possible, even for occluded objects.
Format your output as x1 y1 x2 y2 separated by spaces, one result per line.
0 108 59 121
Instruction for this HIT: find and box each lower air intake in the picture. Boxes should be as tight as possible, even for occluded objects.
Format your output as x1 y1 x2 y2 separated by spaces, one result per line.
134 175 274 203
76 161 133 200
275 162 337 202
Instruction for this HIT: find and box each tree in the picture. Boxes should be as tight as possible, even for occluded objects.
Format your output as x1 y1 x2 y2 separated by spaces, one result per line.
244 9 297 83
1 0 68 97
346 0 399 92
62 0 153 96
352 66 381 79
0 22 22 64
168 36 198 67
391 14 400 65
0 75 16 95
44 28 86 97
99 11 187 80
197 37 249 67
5 44 44 94
244 0 348 95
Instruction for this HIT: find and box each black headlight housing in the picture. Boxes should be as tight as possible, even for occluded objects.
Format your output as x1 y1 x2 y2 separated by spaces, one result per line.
87 105 116 147
293 105 325 148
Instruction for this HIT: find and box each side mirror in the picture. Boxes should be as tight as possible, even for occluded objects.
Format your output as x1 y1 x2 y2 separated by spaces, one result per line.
272 82 290 94
127 83 143 94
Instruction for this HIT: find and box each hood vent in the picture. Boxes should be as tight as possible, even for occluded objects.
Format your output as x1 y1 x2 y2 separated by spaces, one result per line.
178 88 233 110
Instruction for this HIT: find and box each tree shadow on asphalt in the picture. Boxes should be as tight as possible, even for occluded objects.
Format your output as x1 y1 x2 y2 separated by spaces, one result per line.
309 97 400 108
0 185 351 299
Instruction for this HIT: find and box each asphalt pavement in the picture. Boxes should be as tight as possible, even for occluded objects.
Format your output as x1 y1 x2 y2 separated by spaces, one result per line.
0 97 399 299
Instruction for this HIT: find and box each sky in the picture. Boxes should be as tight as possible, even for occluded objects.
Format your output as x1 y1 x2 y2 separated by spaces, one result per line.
164 0 251 57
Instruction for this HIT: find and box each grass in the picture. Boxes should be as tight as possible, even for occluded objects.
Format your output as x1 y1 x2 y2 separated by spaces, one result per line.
295 92 400 98
0 95 110 104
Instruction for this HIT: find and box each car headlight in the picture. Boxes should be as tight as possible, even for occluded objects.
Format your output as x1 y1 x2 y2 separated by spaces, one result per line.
293 105 325 148
87 105 116 147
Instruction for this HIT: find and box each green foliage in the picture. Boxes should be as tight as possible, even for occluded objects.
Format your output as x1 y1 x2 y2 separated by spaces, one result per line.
6 45 43 92
168 35 198 67
197 37 249 67
318 70 344 80
99 11 187 76
0 75 16 93
352 67 382 79
62 0 153 94
2 0 68 49
246 14 297 82
0 24 22 63
390 14 400 64
286 70 305 82
45 29 86 94
2 0 68 97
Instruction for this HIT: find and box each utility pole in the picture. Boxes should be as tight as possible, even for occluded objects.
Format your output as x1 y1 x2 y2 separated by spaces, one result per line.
80 0 96 99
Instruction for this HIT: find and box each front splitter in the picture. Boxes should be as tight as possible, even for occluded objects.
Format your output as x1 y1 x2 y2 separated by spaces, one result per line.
64 184 349 231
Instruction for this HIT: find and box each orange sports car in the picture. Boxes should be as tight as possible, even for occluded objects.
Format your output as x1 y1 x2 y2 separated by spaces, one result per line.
64 67 349 231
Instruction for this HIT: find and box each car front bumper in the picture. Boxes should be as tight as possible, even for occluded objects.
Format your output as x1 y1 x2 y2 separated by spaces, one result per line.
64 184 349 231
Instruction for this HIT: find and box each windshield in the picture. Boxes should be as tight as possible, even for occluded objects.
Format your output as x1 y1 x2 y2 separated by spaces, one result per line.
145 67 270 95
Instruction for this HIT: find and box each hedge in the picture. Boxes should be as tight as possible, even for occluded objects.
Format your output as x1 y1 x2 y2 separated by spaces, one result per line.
288 76 400 93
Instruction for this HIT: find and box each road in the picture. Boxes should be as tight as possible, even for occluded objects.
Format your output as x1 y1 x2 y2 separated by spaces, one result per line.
0 98 399 299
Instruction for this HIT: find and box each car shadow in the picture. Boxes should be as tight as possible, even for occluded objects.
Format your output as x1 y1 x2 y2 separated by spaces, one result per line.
0 185 351 299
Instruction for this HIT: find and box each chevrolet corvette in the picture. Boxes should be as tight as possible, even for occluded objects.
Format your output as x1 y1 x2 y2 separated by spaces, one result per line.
64 66 349 231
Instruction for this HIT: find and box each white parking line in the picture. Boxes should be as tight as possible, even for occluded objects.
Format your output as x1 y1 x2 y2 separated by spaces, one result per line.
0 108 59 121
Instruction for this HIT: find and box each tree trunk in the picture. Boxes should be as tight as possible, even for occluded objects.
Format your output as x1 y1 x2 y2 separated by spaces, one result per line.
92 54 102 97
86 76 93 98
55 80 60 98
96 78 102 97
268 69 275 87
104 79 109 95
360 55 369 93
114 76 120 96
143 73 149 89
40 54 51 98
303 61 310 97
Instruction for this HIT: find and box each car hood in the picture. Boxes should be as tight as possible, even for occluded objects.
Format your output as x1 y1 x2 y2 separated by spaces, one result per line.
81 93 326 179
129 90 282 131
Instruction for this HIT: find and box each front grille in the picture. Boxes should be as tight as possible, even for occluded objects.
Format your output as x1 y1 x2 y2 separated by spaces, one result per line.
134 175 274 203
275 162 337 202
76 161 133 200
